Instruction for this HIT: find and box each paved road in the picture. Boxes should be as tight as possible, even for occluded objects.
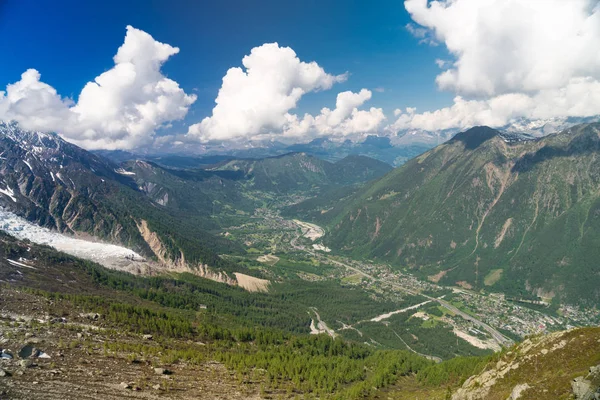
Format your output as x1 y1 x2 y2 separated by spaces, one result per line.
322 252 513 348
424 295 513 347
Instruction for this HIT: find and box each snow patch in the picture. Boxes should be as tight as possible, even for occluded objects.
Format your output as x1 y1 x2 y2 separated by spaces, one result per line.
0 186 16 202
6 258 37 270
115 168 136 176
23 160 33 173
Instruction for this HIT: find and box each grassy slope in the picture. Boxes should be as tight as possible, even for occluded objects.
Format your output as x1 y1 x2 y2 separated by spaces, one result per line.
315 124 600 305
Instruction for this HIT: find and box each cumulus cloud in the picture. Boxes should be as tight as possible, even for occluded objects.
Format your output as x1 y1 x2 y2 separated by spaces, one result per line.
0 26 196 149
388 0 600 133
187 43 348 142
405 0 600 96
391 79 600 132
0 69 74 130
283 89 385 139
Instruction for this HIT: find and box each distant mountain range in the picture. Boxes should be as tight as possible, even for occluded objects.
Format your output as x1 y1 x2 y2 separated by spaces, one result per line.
96 136 430 168
95 116 599 170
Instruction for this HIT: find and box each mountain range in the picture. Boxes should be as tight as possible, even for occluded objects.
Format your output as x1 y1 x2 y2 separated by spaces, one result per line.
296 123 600 306
2 119 600 398
0 121 391 277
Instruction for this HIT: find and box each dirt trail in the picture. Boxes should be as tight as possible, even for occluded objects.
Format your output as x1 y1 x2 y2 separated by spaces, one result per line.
366 300 432 323
308 308 337 338
391 329 442 363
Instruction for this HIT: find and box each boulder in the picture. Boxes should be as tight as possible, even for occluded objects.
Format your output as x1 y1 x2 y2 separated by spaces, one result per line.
18 345 38 359
154 367 171 375
572 376 594 400
0 350 13 359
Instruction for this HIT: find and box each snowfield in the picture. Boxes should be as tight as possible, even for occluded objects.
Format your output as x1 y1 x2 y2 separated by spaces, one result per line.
0 209 146 272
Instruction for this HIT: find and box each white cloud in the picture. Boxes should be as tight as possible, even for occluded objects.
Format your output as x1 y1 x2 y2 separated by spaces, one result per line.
405 0 600 96
388 0 600 133
389 78 600 132
435 59 450 69
405 23 437 45
0 69 74 130
0 26 196 150
283 89 385 139
187 43 347 142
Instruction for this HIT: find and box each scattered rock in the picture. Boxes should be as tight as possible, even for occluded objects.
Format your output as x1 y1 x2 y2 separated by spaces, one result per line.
143 334 153 340
119 382 131 390
77 333 83 339
154 367 170 375
19 360 33 368
81 313 101 320
0 369 9 377
18 345 38 359
508 383 531 400
152 384 161 390
0 350 13 359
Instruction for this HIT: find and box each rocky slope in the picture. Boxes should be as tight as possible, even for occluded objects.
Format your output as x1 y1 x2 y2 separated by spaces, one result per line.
0 121 245 283
318 123 600 305
0 121 141 242
452 327 600 400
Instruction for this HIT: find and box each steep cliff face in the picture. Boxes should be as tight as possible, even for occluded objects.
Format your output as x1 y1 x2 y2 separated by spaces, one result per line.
0 121 146 249
136 219 240 287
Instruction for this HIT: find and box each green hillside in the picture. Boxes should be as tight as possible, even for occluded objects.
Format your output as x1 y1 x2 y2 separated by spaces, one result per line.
313 123 600 306
212 152 392 193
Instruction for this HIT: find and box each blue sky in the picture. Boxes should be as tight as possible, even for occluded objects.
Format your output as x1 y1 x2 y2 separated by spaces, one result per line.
0 0 450 123
1 0 599 150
